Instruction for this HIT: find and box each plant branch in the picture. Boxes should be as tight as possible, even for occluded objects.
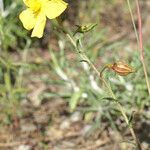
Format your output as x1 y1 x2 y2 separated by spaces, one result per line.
66 33 141 150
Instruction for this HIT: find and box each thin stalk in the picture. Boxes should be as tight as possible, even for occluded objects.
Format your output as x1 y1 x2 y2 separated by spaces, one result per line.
66 33 141 150
127 0 150 95
126 0 139 45
135 0 150 95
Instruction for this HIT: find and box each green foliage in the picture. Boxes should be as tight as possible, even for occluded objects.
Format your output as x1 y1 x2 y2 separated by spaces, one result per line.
0 0 29 51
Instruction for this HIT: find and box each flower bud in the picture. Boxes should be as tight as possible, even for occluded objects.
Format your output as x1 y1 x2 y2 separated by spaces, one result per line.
110 61 135 76
74 23 97 35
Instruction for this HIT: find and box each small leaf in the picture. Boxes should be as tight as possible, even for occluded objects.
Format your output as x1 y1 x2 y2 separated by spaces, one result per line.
76 39 81 50
102 97 117 102
4 72 11 92
69 89 82 112
128 111 136 126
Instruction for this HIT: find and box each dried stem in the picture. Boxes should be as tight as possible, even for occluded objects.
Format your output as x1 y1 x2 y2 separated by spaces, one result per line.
127 0 150 95
135 0 150 95
127 0 139 45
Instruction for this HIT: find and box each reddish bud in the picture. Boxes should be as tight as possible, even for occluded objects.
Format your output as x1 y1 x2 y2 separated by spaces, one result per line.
110 61 135 76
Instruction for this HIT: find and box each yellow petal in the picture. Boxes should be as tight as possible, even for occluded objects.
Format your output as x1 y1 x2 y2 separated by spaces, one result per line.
31 12 46 38
23 0 41 11
44 0 68 19
19 8 36 30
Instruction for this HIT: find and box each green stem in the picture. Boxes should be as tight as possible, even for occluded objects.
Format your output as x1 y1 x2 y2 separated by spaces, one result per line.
66 33 141 150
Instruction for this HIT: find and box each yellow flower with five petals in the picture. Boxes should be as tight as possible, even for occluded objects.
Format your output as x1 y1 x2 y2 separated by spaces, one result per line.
19 0 68 38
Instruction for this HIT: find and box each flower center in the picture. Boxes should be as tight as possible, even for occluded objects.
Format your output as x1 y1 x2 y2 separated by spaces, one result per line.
30 1 41 13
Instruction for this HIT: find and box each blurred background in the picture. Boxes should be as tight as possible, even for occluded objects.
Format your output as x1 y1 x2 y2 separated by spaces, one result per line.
0 0 150 150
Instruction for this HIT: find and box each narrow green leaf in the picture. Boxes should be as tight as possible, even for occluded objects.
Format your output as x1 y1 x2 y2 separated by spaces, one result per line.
69 89 82 112
102 97 117 102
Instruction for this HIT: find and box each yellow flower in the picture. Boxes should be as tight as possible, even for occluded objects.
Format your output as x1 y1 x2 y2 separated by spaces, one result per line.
19 0 68 38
